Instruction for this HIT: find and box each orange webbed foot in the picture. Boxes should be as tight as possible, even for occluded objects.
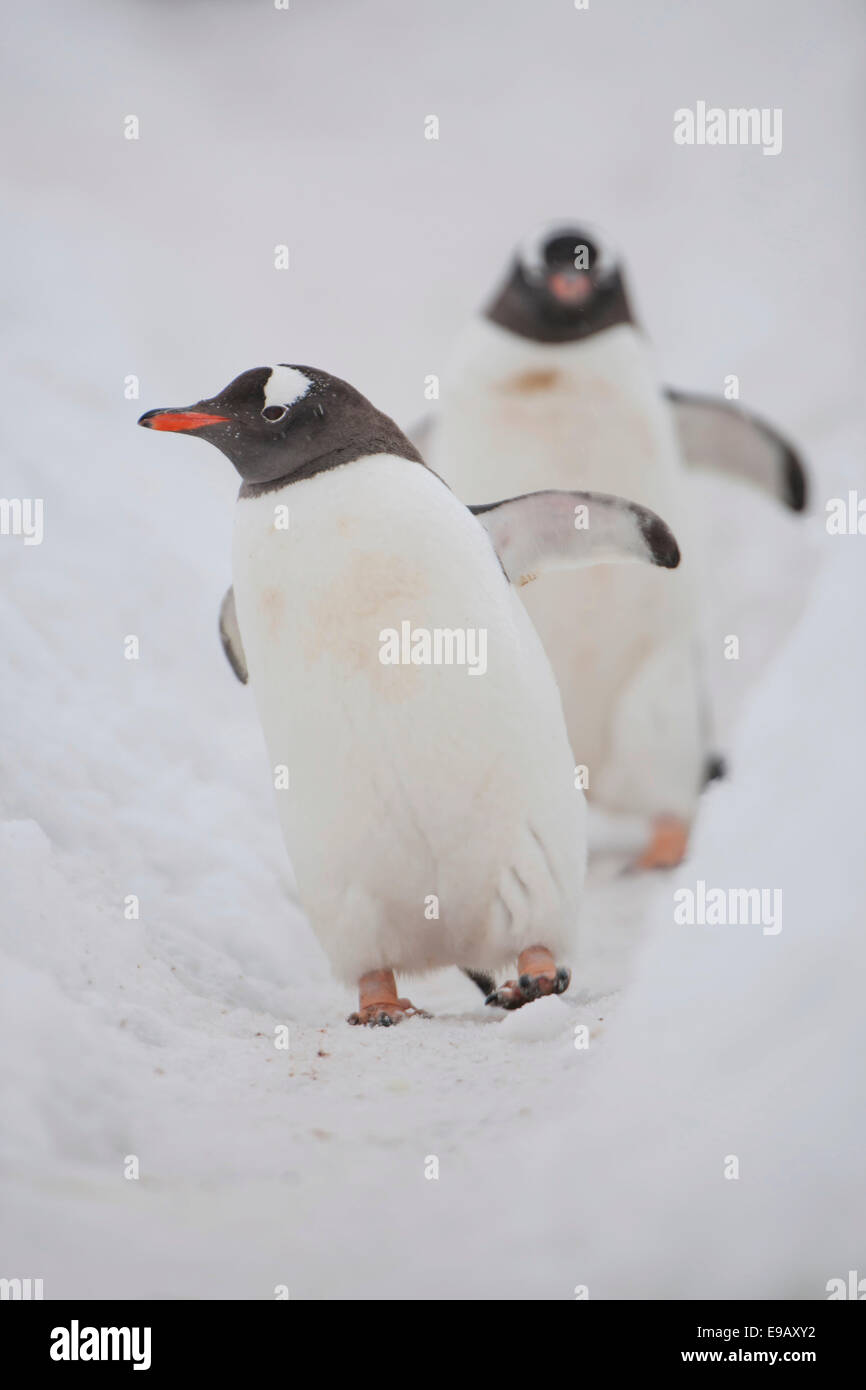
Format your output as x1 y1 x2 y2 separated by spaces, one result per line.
632 815 690 871
347 969 431 1027
485 945 571 1011
347 998 431 1027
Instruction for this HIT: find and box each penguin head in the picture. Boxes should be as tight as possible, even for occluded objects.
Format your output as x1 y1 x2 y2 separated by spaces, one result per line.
486 222 633 344
138 364 420 490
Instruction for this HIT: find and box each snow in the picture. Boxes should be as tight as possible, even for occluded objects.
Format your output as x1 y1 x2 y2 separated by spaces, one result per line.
1 0 864 1299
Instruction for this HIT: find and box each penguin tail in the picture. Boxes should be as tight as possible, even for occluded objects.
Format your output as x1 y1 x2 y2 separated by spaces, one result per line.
462 968 496 998
704 754 727 785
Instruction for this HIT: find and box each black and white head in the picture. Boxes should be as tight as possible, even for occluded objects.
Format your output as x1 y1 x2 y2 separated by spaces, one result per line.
138 364 421 494
486 221 633 344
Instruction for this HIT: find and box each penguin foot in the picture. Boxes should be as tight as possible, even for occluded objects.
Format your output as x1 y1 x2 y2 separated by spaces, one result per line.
347 999 431 1027
632 815 690 871
347 969 431 1027
485 945 571 1011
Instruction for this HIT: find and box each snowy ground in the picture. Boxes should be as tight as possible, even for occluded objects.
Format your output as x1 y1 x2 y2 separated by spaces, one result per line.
1 0 864 1299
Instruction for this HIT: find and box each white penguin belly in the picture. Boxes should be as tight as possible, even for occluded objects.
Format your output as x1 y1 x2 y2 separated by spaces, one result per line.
431 322 705 819
231 454 584 983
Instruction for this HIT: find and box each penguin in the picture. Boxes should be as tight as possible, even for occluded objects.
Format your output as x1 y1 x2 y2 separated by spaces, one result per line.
139 364 681 1023
417 222 808 870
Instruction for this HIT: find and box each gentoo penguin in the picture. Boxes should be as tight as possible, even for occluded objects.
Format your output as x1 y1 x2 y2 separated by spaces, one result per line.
139 364 680 1023
418 222 808 869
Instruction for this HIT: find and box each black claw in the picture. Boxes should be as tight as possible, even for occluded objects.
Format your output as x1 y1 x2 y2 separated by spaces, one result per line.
554 967 571 994
485 989 513 1009
377 1012 393 1026
518 974 532 990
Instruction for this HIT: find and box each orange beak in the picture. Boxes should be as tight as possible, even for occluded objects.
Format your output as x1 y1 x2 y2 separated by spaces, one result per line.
138 408 230 432
547 270 593 305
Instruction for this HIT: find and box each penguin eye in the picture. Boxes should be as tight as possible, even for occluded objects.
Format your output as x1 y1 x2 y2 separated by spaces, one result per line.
261 405 288 423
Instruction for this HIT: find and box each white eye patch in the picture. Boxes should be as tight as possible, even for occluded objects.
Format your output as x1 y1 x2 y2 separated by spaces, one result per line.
263 365 312 411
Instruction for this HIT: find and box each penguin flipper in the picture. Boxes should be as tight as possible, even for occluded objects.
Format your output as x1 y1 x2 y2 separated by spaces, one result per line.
666 389 807 512
470 490 680 585
219 586 248 685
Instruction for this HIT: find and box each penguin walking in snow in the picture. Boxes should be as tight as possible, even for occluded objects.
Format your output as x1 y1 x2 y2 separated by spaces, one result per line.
140 364 680 1023
417 223 808 870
